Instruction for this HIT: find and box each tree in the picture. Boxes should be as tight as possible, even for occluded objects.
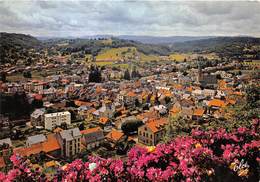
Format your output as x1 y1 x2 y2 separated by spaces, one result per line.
26 57 33 66
121 119 143 135
23 71 32 78
246 84 260 108
163 115 192 142
0 72 7 82
31 99 43 109
0 92 32 119
123 69 131 80
88 65 102 83
131 66 141 79
79 123 85 131
60 122 68 130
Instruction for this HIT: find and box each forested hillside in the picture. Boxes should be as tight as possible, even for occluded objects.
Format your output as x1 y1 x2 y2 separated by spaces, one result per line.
0 33 41 65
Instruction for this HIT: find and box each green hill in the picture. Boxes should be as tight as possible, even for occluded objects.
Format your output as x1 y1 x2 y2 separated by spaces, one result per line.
1 32 41 65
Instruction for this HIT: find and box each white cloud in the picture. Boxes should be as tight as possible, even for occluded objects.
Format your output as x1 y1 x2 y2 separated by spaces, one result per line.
0 0 259 37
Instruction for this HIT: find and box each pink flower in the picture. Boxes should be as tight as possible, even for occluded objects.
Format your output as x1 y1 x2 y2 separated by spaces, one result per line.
0 172 6 181
10 155 21 166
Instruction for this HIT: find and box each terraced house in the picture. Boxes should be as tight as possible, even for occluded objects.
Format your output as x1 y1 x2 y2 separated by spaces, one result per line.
138 118 168 146
81 127 105 150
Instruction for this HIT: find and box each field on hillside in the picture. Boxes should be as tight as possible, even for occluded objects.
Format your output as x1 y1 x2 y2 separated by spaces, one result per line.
94 61 129 69
95 47 161 62
101 39 113 45
96 47 137 61
139 53 160 62
169 53 191 61
169 52 219 62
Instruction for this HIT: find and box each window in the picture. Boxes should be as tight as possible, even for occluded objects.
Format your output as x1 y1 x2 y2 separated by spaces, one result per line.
150 134 152 139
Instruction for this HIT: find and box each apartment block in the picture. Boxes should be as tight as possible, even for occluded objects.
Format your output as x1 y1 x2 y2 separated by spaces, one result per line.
44 111 71 130
57 128 81 158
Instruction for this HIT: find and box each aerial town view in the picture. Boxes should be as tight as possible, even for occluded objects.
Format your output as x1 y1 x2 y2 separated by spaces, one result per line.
0 1 259 181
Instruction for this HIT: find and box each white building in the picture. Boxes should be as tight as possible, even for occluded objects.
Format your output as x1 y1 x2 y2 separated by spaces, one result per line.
44 111 71 130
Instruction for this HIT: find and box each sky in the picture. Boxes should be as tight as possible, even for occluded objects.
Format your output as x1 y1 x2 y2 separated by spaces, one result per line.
0 0 260 37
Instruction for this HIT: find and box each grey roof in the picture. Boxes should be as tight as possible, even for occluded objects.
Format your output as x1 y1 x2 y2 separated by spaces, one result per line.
92 110 100 116
84 130 104 144
60 128 81 141
31 108 45 118
0 138 12 147
27 134 46 145
99 106 107 113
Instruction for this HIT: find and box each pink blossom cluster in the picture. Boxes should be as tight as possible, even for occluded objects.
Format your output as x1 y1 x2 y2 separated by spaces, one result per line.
0 119 259 182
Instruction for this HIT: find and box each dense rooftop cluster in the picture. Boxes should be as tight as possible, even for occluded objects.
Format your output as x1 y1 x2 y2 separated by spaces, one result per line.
0 119 259 182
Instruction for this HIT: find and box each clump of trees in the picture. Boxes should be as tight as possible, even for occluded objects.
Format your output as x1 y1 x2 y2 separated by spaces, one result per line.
123 69 131 80
0 72 7 82
23 71 32 78
88 65 102 83
121 119 143 135
0 92 31 119
123 66 141 80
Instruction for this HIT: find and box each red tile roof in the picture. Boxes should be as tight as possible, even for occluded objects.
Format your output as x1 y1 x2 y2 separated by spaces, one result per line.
14 134 60 157
208 99 226 107
193 108 205 116
106 130 124 142
99 117 109 125
145 118 168 133
81 127 102 135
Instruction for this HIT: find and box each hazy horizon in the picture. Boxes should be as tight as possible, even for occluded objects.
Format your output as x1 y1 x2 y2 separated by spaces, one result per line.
1 0 260 37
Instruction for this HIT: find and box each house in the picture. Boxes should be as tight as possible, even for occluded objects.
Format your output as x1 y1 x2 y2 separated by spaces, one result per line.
57 128 81 158
26 134 46 147
208 99 226 108
138 118 168 146
153 105 168 116
0 138 13 163
30 108 45 127
42 87 56 100
44 111 71 130
94 100 115 119
44 160 59 169
24 80 45 93
203 89 216 97
198 74 217 88
98 117 112 128
106 130 124 144
81 127 105 150
0 138 12 147
192 108 206 121
169 102 181 117
136 111 159 123
6 83 24 93
14 134 61 157
124 91 138 107
178 75 192 85
180 107 194 119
